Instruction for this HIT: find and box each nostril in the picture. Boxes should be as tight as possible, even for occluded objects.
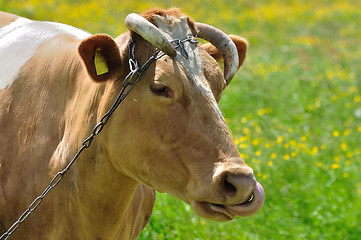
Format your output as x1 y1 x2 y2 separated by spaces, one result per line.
222 176 237 197
220 173 257 201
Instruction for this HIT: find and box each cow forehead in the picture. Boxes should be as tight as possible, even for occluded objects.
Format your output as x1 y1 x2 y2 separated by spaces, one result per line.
154 15 223 120
0 17 90 90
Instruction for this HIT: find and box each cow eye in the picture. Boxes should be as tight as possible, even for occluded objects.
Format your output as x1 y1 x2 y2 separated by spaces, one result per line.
150 83 173 98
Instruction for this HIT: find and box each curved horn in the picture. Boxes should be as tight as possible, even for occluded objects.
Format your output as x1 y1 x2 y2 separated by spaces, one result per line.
125 13 176 58
195 22 239 85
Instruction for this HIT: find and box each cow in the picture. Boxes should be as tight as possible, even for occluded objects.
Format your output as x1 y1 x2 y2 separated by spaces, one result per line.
0 8 264 239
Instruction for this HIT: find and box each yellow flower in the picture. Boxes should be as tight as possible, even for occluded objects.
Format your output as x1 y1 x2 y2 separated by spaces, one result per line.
300 136 307 142
358 126 361 132
288 128 294 133
343 173 349 178
267 161 273 167
343 129 351 136
331 163 340 169
257 172 262 178
333 131 340 137
334 156 341 162
255 150 262 156
240 136 248 142
265 143 272 148
311 146 318 155
257 108 272 116
240 153 249 159
291 152 297 157
271 153 277 159
346 151 353 159
262 174 268 179
284 143 290 149
283 154 290 160
243 128 250 135
241 117 248 123
346 160 351 165
239 143 248 149
354 96 361 103
317 162 323 167
321 144 327 149
341 143 348 151
297 142 307 149
252 139 260 146
276 136 283 144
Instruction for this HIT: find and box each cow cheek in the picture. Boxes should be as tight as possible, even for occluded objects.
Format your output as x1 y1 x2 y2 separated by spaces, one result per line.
154 103 189 144
106 100 190 196
132 104 192 197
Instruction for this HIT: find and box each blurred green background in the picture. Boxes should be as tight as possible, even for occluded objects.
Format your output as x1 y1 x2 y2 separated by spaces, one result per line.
1 0 360 239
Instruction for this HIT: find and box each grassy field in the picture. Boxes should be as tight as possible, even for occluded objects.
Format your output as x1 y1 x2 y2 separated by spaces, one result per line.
1 0 360 239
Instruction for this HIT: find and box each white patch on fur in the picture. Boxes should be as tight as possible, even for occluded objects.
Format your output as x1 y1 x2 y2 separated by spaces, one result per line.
154 16 223 120
0 17 90 90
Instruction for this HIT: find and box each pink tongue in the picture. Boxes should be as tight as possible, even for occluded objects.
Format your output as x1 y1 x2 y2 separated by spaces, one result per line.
226 181 265 217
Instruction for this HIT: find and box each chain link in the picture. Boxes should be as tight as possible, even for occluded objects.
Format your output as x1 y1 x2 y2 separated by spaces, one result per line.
0 35 198 240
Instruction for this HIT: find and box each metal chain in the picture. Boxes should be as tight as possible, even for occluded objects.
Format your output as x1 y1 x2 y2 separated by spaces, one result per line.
171 35 198 59
0 35 198 240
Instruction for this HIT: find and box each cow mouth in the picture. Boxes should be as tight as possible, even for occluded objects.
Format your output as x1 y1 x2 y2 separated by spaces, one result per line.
191 182 265 221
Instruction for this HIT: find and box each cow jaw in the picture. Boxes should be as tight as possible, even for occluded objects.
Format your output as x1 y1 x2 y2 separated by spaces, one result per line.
191 182 265 221
184 159 265 221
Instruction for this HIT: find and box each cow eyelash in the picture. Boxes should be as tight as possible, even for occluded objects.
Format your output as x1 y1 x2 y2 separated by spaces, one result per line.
150 84 172 98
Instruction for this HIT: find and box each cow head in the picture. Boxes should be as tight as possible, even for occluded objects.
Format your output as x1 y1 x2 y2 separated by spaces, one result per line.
78 8 264 222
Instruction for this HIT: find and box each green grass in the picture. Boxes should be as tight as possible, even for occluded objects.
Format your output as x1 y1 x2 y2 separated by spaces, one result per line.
2 0 360 239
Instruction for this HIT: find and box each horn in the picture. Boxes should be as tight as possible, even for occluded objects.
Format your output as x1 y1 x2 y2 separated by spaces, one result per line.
195 22 239 85
125 13 177 58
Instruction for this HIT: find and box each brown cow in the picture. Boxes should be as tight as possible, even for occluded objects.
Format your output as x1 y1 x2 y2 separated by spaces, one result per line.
0 8 264 239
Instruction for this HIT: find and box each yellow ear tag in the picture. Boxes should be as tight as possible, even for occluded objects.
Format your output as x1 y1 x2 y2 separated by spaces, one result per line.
94 47 109 75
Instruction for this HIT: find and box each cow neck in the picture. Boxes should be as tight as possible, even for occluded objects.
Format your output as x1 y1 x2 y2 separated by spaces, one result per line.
68 145 138 238
45 78 135 239
49 39 161 239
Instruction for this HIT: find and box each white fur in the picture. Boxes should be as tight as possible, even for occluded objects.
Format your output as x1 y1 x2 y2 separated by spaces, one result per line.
0 17 90 90
154 16 223 120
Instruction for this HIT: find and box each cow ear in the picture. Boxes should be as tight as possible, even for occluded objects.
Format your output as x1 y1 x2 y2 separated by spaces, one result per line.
202 35 247 72
78 34 124 82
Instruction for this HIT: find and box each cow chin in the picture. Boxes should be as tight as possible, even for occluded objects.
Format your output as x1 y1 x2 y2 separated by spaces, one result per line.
191 201 235 222
190 182 265 222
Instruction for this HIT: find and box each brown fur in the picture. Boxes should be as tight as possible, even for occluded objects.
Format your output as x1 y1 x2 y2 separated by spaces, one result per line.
229 35 248 69
0 11 17 28
141 8 197 35
202 35 248 71
78 34 125 82
0 9 259 240
140 8 246 71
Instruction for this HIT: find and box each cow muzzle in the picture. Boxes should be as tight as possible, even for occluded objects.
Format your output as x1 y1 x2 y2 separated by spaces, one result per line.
190 162 265 221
